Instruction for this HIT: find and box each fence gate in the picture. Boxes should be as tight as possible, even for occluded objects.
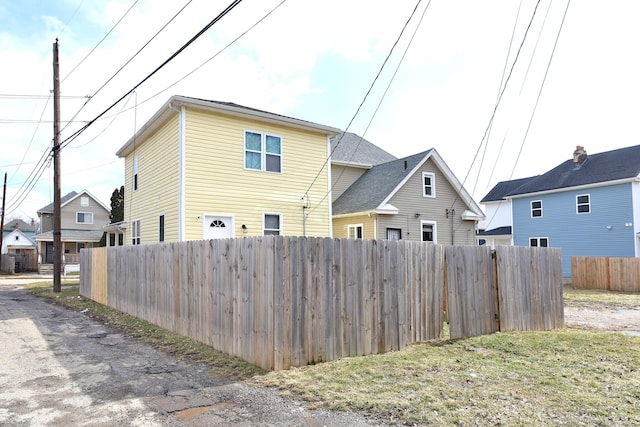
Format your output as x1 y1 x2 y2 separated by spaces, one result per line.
445 245 498 339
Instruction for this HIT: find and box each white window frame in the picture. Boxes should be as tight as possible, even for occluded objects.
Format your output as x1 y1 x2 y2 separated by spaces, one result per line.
529 237 549 247
422 172 436 198
347 224 363 239
531 200 543 218
263 212 282 235
420 220 437 243
386 228 402 240
76 212 93 224
244 130 283 173
80 196 89 207
132 219 141 245
576 194 591 214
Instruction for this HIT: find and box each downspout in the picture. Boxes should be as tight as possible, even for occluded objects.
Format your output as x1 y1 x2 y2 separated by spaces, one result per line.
169 102 186 241
446 208 455 245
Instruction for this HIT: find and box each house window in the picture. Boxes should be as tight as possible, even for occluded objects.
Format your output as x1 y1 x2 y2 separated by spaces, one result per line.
347 224 363 239
159 215 165 242
387 228 402 240
422 172 436 197
76 212 93 224
577 194 590 214
531 200 543 218
245 131 282 173
421 221 437 243
133 156 139 191
529 237 549 247
132 220 141 245
80 196 89 207
263 213 282 235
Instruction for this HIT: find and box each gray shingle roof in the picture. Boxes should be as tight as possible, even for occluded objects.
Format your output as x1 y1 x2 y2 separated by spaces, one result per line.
34 229 104 242
506 145 640 197
480 176 537 203
330 132 397 165
37 191 78 214
333 150 431 215
477 226 512 236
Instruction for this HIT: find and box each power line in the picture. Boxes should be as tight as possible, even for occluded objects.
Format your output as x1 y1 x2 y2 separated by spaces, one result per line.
303 0 424 198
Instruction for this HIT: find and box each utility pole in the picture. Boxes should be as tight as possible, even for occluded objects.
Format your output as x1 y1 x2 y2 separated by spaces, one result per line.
53 39 62 292
0 172 6 272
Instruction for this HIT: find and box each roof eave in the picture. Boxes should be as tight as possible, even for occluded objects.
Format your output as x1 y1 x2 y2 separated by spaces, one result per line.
506 177 640 199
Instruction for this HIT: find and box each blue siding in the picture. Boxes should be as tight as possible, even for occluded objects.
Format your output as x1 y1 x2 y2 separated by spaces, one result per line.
512 183 635 276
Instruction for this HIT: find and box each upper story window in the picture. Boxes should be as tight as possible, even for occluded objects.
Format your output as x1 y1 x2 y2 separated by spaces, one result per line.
245 131 282 173
530 237 548 247
576 194 591 214
80 196 89 207
133 156 139 191
263 213 282 235
531 200 543 218
132 219 141 245
422 172 436 197
76 212 93 224
348 224 363 239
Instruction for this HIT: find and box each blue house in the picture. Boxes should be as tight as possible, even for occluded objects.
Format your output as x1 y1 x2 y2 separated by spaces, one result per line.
505 145 640 277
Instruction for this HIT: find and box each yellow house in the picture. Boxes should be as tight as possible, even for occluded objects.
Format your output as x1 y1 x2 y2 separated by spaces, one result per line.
115 96 341 244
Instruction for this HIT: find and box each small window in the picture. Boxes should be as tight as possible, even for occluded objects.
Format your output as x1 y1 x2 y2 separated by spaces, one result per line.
529 237 549 247
133 156 139 191
421 221 437 243
132 220 141 245
245 131 282 173
577 194 590 214
210 219 226 228
422 172 436 197
386 228 402 240
347 224 363 239
15 235 19 241
264 213 281 235
80 196 89 207
76 212 93 224
159 215 165 242
531 200 542 218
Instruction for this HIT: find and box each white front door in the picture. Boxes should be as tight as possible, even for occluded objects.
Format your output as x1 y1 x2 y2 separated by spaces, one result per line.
203 215 234 239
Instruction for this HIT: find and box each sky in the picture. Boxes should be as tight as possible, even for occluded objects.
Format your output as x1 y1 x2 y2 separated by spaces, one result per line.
1 0 639 224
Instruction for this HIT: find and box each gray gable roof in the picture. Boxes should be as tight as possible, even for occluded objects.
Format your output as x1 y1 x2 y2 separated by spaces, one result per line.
37 191 78 214
330 132 397 165
481 176 537 203
507 145 640 197
333 150 431 215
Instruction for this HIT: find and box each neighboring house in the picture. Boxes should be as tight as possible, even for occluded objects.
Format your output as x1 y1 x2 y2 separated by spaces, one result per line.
505 145 640 277
115 95 341 244
476 176 536 248
33 190 110 272
331 145 485 244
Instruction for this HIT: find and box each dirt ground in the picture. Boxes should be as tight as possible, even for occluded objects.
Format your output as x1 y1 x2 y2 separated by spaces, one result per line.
1 275 638 426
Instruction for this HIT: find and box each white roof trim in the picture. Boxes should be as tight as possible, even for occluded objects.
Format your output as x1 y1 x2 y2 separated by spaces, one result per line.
330 160 372 169
374 204 399 215
63 189 110 213
461 209 485 221
506 177 640 199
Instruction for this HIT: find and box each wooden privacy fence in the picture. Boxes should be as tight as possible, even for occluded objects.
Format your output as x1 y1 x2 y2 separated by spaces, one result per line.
80 237 563 371
571 256 640 292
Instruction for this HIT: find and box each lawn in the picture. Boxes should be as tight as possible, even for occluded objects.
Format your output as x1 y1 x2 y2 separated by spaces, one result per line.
27 281 640 426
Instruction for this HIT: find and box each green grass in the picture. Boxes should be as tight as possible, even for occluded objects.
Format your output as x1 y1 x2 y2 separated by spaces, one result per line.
564 283 640 307
26 281 640 425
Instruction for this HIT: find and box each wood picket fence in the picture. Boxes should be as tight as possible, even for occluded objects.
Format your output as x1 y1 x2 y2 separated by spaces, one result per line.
80 237 563 371
571 256 640 292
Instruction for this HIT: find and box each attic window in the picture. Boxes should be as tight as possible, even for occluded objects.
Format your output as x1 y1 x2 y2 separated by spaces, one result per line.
15 235 19 241
81 196 89 207
422 172 436 198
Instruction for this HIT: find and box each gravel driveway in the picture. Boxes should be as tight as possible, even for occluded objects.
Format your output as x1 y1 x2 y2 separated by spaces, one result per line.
0 276 384 426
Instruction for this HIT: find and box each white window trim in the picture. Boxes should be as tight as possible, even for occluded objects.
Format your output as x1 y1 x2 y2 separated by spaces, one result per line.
244 130 283 174
531 200 543 218
420 220 437 243
529 237 549 247
201 213 235 238
263 212 283 235
347 224 364 239
422 172 436 198
576 194 591 214
132 219 141 245
76 211 94 225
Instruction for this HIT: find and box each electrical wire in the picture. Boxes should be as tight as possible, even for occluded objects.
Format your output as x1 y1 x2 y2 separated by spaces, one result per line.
303 0 424 199
58 0 244 152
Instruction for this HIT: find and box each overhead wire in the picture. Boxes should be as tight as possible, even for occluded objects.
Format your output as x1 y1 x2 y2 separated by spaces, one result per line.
303 0 424 199
307 0 432 214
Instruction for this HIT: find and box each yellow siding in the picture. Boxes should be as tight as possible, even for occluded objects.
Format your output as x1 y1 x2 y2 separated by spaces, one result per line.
183 108 331 239
332 215 375 239
124 115 180 245
330 164 367 201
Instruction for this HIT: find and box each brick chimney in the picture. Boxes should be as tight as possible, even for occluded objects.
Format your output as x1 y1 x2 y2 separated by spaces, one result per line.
573 145 587 167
